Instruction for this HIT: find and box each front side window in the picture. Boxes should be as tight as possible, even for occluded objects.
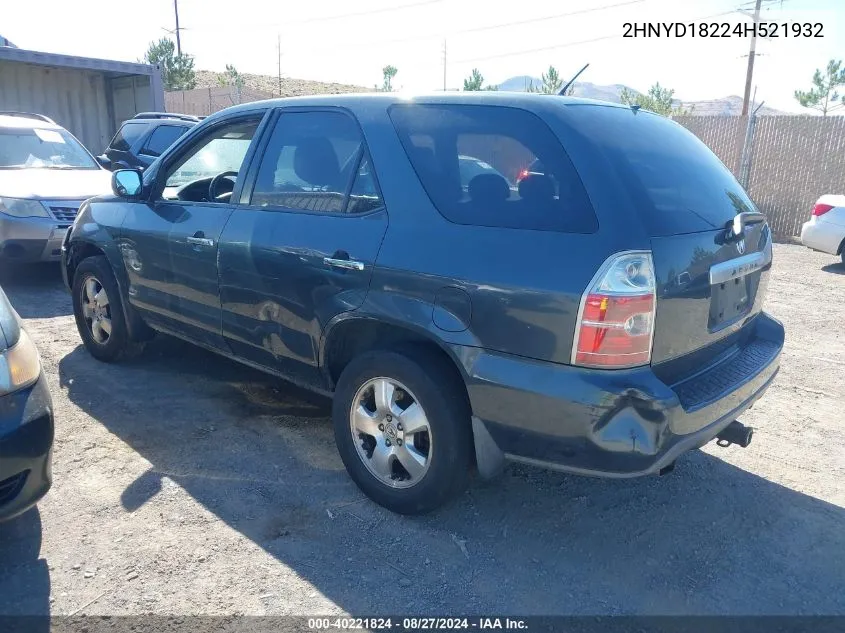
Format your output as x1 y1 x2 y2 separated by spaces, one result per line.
0 127 98 170
141 125 189 158
164 119 259 189
109 122 149 152
251 111 381 214
389 104 597 233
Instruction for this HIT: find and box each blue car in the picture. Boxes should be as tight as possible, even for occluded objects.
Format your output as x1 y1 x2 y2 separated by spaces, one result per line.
62 93 783 514
0 285 53 521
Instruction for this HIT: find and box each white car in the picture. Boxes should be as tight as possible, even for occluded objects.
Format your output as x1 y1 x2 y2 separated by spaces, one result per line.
0 112 111 263
801 194 845 265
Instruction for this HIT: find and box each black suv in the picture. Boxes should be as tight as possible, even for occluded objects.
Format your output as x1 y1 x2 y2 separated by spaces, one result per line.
62 93 783 514
96 112 199 172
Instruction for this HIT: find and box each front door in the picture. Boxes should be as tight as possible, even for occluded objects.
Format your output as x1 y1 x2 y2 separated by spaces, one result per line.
219 108 387 387
142 114 264 349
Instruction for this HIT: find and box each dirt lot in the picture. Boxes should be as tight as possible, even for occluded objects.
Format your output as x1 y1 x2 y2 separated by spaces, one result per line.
1 243 844 617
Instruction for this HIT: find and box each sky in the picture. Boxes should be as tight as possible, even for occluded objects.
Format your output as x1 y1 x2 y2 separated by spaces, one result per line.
3 0 844 112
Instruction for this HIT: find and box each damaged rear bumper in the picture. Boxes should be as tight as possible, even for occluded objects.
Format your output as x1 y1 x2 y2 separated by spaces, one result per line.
455 312 783 478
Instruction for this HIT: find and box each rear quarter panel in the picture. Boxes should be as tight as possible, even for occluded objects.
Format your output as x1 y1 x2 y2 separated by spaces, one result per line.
346 102 646 365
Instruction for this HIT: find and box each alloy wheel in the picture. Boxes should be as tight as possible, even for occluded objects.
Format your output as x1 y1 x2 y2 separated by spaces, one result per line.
349 377 433 489
80 276 112 344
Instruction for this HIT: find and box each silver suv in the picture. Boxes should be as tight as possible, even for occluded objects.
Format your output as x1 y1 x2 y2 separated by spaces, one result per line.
0 112 111 263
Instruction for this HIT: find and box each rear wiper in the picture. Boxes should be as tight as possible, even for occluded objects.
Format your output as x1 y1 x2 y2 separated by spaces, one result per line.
724 211 766 242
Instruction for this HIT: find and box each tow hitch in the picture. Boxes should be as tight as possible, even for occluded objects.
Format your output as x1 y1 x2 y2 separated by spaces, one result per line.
716 421 754 448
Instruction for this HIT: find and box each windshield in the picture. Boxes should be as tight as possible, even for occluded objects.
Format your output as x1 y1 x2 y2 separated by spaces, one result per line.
0 127 99 170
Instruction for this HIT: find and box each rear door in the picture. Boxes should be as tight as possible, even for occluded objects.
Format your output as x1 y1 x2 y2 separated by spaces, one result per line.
562 105 773 369
218 108 387 385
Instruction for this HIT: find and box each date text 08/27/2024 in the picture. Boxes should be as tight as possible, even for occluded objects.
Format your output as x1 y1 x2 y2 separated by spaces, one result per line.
623 22 823 38
307 617 528 631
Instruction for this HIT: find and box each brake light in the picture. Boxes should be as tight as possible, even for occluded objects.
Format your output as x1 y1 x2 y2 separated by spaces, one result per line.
572 252 656 369
812 203 834 217
517 169 529 182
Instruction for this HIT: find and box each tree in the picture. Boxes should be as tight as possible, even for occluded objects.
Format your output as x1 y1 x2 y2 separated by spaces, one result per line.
619 82 692 116
463 68 484 91
463 68 498 91
540 66 563 95
794 59 845 116
219 64 246 104
143 38 196 91
380 65 398 92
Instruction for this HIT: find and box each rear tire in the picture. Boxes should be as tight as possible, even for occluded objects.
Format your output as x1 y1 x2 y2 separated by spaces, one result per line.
332 348 472 514
72 255 144 362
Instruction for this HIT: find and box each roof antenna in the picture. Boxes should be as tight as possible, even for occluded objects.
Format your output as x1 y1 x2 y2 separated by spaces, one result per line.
558 63 589 96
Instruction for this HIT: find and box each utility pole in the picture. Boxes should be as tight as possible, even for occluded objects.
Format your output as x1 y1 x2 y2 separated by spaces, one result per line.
277 33 283 97
740 0 762 116
174 0 183 55
442 39 447 91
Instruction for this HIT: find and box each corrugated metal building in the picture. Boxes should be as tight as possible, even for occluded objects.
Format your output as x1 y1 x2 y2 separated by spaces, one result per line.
0 46 164 154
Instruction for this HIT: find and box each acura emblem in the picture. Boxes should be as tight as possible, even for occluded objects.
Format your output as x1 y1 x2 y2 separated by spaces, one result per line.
736 239 746 255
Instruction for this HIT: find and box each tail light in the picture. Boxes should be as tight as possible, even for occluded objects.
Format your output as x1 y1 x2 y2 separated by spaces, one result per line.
517 169 530 182
812 203 834 217
572 251 656 369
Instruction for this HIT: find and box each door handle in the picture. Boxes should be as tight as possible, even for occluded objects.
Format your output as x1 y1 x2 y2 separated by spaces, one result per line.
324 257 364 271
187 231 214 247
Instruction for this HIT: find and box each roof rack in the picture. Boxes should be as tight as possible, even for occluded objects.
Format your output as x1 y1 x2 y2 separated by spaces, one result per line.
0 111 56 124
132 112 200 122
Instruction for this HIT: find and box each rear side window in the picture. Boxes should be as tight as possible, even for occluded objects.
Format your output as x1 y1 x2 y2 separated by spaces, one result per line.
251 110 381 214
563 106 756 236
109 122 148 152
141 125 189 157
389 104 597 233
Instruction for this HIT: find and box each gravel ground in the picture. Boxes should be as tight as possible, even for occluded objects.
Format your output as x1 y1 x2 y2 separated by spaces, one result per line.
0 243 844 617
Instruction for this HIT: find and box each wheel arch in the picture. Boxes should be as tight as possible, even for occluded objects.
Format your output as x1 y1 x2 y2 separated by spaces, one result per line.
65 238 152 342
320 313 472 396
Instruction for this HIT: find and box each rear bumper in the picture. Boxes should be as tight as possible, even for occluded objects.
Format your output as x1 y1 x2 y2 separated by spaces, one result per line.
457 312 783 478
801 218 844 256
0 216 68 262
0 374 54 522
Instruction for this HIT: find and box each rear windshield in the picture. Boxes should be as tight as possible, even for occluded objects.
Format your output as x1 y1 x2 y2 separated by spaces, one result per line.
389 104 597 233
564 105 755 236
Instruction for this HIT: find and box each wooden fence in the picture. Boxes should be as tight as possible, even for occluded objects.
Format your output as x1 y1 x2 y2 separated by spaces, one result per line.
675 115 845 238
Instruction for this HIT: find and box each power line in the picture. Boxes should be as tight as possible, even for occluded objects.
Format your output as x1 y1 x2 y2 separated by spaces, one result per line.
273 0 647 55
292 0 441 24
189 0 442 32
453 9 735 65
456 0 644 36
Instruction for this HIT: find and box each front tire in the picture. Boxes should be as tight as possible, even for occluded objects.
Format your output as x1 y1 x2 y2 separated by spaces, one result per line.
72 255 143 362
332 348 472 515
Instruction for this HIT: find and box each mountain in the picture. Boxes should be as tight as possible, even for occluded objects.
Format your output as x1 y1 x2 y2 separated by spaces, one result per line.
496 76 634 101
495 75 786 115
193 70 367 98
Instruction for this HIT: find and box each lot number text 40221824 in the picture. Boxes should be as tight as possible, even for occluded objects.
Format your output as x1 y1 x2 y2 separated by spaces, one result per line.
623 22 824 38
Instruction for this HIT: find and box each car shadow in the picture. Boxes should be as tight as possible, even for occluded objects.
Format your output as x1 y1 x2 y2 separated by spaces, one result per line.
0 508 51 627
0 263 71 319
821 262 845 275
57 341 845 615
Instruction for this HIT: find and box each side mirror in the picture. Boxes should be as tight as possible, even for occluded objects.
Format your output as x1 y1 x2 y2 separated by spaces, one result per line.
95 154 113 170
112 169 143 199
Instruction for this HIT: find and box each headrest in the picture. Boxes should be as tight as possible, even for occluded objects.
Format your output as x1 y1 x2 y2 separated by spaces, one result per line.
518 173 555 202
468 173 510 204
294 137 340 186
